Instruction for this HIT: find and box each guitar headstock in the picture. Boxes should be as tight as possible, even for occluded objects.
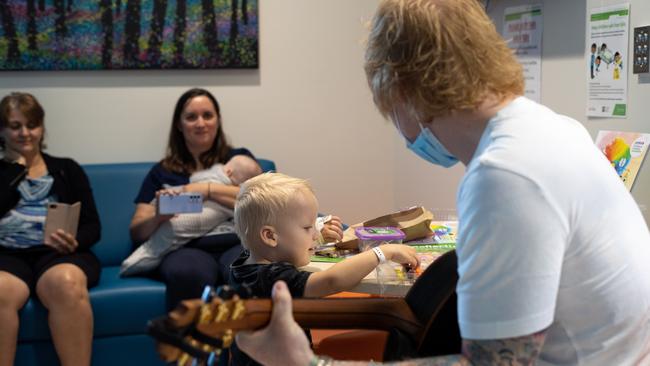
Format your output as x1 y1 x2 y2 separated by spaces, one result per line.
148 285 256 366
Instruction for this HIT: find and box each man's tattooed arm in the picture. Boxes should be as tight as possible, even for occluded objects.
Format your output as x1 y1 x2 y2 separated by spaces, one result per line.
329 328 547 366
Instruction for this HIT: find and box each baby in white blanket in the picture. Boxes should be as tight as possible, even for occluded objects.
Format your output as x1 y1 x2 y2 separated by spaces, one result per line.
121 155 262 276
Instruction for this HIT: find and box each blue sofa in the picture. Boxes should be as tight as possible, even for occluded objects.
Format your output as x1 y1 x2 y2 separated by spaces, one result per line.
16 159 276 366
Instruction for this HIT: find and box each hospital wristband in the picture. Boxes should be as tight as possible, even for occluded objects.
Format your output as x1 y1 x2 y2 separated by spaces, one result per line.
372 247 387 264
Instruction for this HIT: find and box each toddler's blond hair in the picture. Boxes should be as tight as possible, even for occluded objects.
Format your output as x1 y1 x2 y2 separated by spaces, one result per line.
234 172 314 247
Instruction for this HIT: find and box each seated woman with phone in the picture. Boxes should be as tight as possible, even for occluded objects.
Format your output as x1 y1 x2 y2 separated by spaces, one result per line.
0 92 101 366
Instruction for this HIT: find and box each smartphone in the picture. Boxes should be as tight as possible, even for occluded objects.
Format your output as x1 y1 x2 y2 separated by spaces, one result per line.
158 193 203 215
43 202 81 245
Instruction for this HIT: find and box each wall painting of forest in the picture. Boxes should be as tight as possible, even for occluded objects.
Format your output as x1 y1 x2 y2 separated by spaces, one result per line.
0 0 258 70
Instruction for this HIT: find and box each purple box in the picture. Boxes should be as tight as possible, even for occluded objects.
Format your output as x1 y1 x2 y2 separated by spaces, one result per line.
355 227 405 251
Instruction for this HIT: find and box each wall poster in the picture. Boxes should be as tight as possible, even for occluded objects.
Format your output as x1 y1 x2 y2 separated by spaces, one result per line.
587 4 630 118
595 130 650 190
503 4 543 103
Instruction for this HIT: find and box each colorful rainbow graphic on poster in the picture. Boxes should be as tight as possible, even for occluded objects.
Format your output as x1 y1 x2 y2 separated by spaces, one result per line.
595 131 650 191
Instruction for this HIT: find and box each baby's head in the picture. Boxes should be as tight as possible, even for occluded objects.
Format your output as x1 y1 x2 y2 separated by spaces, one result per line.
234 172 320 267
224 155 263 185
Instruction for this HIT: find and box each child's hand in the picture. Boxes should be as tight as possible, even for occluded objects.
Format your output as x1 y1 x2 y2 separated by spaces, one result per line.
321 216 343 242
380 244 419 269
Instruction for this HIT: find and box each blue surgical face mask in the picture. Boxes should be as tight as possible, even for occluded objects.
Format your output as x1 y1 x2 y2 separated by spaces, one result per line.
393 111 459 168
408 124 459 167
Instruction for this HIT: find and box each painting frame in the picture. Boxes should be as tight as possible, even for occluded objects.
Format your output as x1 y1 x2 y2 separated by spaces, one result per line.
0 0 259 70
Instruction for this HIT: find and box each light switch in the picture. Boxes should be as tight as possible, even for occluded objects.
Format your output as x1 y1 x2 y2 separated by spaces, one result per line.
633 26 649 74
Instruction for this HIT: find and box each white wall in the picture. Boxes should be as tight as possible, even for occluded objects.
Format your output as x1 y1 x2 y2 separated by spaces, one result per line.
3 0 649 225
0 0 396 224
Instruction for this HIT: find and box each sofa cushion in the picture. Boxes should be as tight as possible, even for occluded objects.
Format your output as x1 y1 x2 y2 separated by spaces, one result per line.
90 266 166 337
18 266 166 341
85 162 154 267
257 158 276 173
16 334 167 366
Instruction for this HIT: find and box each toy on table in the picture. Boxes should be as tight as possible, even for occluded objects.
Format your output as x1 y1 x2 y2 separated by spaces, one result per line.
355 227 407 292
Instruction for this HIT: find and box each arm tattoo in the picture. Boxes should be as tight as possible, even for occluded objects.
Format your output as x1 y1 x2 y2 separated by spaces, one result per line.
330 356 469 366
328 328 546 366
461 328 547 366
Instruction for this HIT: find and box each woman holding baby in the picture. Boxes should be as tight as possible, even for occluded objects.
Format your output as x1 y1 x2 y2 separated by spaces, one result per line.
130 88 343 311
129 88 261 310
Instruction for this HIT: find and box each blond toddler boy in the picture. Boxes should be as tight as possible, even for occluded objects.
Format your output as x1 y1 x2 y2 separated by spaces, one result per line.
229 172 418 366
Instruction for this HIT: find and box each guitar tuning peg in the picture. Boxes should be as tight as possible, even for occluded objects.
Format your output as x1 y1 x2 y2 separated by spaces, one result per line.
235 284 253 299
216 285 236 300
201 286 217 303
177 352 191 366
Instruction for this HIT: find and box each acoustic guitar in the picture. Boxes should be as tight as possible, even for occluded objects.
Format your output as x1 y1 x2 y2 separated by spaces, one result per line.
148 250 461 365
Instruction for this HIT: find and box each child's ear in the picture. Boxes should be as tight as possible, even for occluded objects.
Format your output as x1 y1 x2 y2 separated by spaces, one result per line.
260 225 278 248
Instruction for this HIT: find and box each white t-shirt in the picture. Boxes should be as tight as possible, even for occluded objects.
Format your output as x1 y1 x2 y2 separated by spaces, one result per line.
456 97 650 365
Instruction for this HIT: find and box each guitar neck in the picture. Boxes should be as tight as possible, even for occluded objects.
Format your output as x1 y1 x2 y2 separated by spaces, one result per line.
193 297 423 340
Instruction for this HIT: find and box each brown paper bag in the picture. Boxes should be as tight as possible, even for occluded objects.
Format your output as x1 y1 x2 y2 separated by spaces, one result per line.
336 206 434 249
